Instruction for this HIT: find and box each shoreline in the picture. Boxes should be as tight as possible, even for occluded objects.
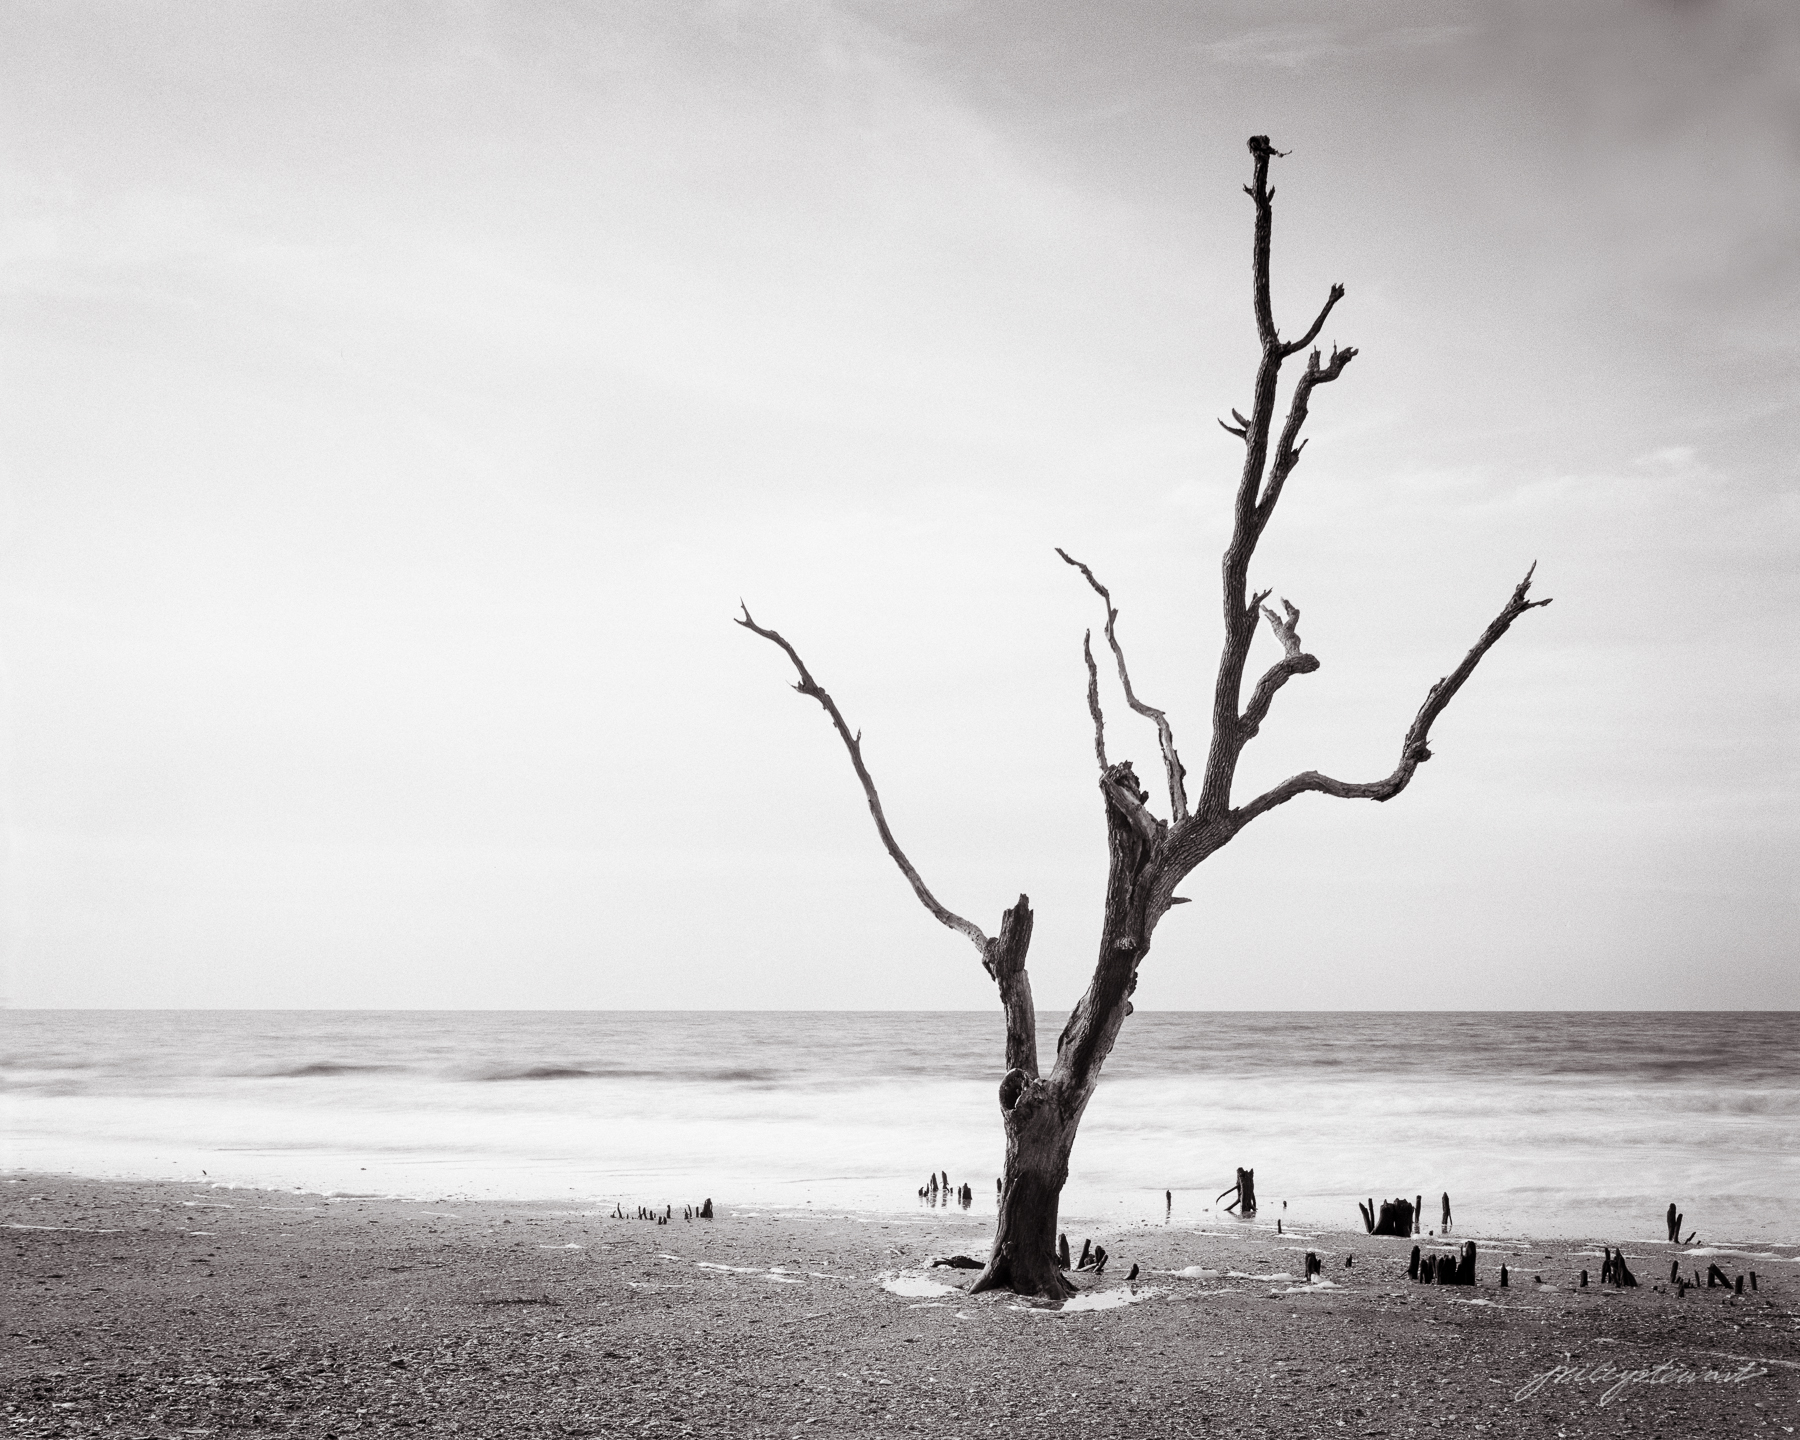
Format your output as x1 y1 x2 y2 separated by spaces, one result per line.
13 1154 1800 1254
5 1172 1796 1437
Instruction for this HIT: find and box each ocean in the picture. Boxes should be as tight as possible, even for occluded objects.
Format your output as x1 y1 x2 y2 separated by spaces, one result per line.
3 1010 1795 1245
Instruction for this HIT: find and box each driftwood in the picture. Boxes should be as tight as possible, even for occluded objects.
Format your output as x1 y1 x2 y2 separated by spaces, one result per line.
1601 1247 1637 1287
1440 1193 1452 1234
1414 1195 1422 1235
739 135 1548 1299
928 1254 983 1270
700 1198 713 1220
1499 1264 1508 1288
1666 1202 1684 1243
1408 1245 1420 1280
1077 1238 1093 1269
1218 1168 1257 1216
1057 1234 1071 1271
1304 1251 1321 1281
1707 1262 1730 1288
1126 1263 1139 1281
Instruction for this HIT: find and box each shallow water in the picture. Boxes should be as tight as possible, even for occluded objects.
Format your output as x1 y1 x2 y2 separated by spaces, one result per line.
3 1010 1795 1244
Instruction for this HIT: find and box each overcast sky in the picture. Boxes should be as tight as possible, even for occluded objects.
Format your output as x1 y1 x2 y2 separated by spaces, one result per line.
2 0 1795 1010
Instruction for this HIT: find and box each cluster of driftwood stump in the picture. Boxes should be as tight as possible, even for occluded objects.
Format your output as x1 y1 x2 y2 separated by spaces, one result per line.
917 1171 974 1208
608 1199 712 1224
1408 1241 1479 1286
1358 1192 1454 1238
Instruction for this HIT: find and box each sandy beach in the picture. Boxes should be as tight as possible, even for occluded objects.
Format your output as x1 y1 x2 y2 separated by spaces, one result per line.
4 1173 1795 1438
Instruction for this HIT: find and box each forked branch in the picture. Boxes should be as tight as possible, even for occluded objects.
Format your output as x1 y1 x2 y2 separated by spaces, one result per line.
736 604 989 955
1057 549 1189 823
1232 568 1552 826
1256 344 1356 535
1240 596 1321 739
1282 283 1345 358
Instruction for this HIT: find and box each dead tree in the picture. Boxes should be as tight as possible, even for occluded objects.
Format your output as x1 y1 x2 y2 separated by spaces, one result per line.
738 135 1548 1301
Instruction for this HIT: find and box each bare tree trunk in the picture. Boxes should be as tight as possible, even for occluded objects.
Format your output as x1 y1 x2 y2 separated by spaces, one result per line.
975 1097 1078 1299
977 769 1158 1299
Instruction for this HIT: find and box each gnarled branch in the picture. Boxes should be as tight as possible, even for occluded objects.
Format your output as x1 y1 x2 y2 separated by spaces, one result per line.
1240 597 1321 738
1232 567 1552 827
1081 631 1108 772
1100 760 1165 850
736 604 989 956
1255 344 1356 535
1281 282 1345 358
1057 548 1189 823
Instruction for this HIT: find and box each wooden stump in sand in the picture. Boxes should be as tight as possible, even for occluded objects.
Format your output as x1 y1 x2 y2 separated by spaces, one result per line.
1217 1167 1257 1216
1374 1198 1415 1237
1360 1197 1413 1235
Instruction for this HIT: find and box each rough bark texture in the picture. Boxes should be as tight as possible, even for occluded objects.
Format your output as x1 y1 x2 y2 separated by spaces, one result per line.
739 134 1547 1303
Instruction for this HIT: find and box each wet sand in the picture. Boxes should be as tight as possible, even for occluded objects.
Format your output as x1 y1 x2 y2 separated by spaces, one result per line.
4 1173 1795 1437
